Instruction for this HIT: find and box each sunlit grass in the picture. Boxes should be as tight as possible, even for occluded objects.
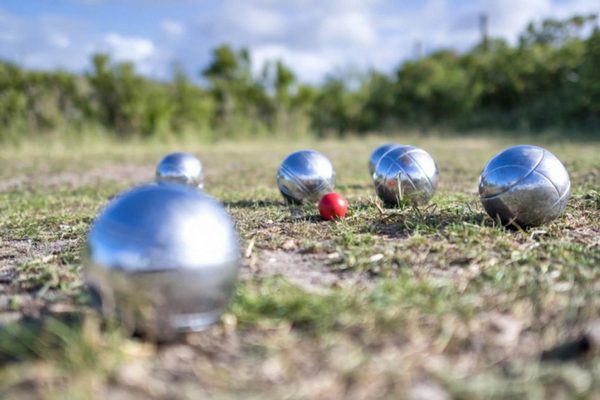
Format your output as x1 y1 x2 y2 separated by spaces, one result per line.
1 134 600 398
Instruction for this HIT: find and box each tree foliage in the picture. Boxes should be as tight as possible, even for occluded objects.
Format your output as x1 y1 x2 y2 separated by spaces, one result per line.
0 14 599 141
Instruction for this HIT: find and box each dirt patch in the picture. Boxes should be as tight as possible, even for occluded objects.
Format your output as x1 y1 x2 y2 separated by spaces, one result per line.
0 164 153 193
240 249 370 294
0 239 80 319
0 239 79 270
0 161 238 193
98 314 545 400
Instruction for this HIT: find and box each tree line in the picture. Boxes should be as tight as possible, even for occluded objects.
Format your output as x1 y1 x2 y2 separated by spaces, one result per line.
1 14 599 141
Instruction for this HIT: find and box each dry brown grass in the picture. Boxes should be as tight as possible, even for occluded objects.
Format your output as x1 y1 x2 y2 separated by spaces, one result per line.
1 135 600 399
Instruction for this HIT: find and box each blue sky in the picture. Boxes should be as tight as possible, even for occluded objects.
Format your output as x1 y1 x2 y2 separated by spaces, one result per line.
0 0 598 83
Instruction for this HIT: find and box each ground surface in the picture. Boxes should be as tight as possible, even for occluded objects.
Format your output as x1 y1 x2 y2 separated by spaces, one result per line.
1 135 600 399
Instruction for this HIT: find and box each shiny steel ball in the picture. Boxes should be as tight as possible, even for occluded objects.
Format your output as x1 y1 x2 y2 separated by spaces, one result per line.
156 152 203 189
373 145 439 207
369 143 401 177
277 150 336 204
479 145 570 227
84 183 239 340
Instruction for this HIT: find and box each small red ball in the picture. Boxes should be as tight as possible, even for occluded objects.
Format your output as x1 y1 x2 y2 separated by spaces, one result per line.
318 193 348 221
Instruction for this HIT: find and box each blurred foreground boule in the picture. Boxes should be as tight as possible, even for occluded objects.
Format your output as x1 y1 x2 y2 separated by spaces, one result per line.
84 183 239 341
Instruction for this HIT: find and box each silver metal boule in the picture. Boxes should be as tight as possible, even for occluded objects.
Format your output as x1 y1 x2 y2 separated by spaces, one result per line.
479 145 570 227
277 150 336 204
156 152 204 189
373 145 439 207
84 183 239 340
369 143 402 177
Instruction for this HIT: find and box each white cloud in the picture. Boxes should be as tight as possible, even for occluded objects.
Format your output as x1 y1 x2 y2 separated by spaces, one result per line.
252 44 340 82
252 0 380 10
483 0 552 42
553 0 600 20
162 20 184 37
48 32 70 49
2 0 600 84
318 13 377 47
103 33 158 75
0 32 17 43
71 0 105 4
104 33 155 62
0 8 19 44
224 3 286 37
0 9 91 70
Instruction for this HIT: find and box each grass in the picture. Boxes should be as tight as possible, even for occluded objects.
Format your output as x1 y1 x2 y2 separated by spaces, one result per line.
1 134 600 398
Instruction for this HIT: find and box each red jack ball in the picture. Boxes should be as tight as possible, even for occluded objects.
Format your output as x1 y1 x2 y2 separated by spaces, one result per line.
318 192 348 221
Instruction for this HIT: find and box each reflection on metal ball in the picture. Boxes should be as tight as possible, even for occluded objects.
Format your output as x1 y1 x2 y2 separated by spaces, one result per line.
373 145 439 207
369 143 401 177
156 152 204 189
277 150 336 204
479 145 570 227
84 183 239 340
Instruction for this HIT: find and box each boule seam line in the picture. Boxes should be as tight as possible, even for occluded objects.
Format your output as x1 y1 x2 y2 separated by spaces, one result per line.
390 158 418 191
279 164 311 197
479 150 545 200
305 152 335 193
550 181 571 209
405 151 435 192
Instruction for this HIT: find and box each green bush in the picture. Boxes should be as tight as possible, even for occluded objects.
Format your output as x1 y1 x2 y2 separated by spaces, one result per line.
0 14 599 142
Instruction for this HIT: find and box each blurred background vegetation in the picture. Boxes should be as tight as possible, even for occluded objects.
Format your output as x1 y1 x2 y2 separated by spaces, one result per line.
0 15 599 142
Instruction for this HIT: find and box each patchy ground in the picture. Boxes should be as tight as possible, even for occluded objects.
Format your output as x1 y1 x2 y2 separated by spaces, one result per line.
1 136 600 399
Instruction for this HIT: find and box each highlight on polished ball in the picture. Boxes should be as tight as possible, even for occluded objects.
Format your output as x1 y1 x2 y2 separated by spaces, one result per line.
479 145 570 227
318 192 348 221
373 145 439 207
84 182 239 341
156 152 204 189
369 143 401 177
276 150 336 204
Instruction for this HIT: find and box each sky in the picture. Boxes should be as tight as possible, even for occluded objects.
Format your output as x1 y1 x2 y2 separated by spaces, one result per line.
0 0 598 83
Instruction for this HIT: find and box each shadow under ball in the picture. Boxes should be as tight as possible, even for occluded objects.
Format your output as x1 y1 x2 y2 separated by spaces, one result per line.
373 145 439 207
479 145 570 227
84 183 239 341
277 150 336 204
156 152 204 189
